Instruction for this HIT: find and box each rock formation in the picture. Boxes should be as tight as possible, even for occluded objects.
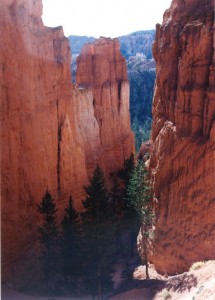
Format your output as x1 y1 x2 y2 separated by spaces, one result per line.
76 38 134 181
149 0 215 274
0 0 134 278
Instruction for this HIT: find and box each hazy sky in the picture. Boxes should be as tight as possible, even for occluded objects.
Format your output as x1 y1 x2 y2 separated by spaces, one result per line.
42 0 172 37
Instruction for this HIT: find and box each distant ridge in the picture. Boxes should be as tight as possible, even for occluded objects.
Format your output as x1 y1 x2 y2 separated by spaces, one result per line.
68 35 96 54
68 30 155 59
118 30 155 59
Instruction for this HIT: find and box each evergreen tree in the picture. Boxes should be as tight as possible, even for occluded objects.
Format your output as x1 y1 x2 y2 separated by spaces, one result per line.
61 196 81 292
81 166 118 300
118 153 138 258
118 153 136 218
121 262 133 281
111 178 124 219
37 190 59 289
118 153 135 188
127 160 154 278
132 118 151 151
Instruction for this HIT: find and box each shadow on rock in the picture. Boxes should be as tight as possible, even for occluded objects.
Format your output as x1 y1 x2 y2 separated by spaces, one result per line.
166 273 198 292
109 278 166 299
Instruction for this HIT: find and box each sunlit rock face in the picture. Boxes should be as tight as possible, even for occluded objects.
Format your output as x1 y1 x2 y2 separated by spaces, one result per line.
149 0 215 274
0 0 134 278
76 38 135 181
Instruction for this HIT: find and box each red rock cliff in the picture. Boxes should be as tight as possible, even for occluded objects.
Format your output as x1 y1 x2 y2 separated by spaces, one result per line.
0 0 134 278
76 38 135 180
150 0 215 274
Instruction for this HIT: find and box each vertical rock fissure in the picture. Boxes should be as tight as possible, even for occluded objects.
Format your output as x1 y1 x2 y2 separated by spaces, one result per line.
56 99 62 193
92 55 95 85
53 38 63 65
203 24 214 137
118 80 122 113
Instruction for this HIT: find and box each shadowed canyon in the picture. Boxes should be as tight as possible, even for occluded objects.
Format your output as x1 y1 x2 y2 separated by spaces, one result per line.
1 0 215 299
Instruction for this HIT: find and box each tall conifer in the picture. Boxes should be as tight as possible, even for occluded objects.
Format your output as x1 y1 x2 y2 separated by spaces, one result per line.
37 190 59 289
127 160 154 278
61 196 81 292
81 166 118 300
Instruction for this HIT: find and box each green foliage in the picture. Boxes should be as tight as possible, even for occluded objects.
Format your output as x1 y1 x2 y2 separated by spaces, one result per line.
62 196 79 226
127 161 154 278
129 68 155 151
129 68 155 124
111 178 124 218
132 118 151 151
118 153 138 221
121 262 133 281
61 196 82 292
127 160 153 223
82 166 113 223
37 190 60 289
68 35 96 54
117 154 140 259
189 261 206 271
118 153 135 187
161 289 172 300
81 165 118 299
119 30 155 59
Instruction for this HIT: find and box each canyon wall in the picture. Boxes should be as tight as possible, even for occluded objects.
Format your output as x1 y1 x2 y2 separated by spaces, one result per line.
150 0 215 274
0 0 134 278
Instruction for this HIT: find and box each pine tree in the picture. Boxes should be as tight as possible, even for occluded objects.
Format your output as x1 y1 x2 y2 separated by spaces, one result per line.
118 154 139 257
37 190 59 289
118 153 136 216
61 196 81 292
127 160 154 278
81 166 118 300
111 178 124 219
118 153 135 188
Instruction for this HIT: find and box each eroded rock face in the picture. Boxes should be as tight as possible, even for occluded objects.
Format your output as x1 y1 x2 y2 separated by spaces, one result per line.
149 0 215 274
76 38 135 181
1 0 89 278
0 0 134 278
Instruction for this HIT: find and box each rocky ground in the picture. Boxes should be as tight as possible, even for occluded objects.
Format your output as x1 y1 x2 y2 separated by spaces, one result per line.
2 261 215 300
110 260 215 300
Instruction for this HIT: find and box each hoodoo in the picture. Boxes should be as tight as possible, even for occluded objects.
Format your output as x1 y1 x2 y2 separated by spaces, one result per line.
149 0 215 274
76 38 134 181
0 0 134 278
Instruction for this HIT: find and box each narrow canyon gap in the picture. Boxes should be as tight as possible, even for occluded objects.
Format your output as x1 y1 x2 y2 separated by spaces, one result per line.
0 0 134 278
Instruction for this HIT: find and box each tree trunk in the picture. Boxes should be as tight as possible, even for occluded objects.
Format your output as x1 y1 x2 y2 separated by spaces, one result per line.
130 232 134 257
98 268 103 300
141 225 149 279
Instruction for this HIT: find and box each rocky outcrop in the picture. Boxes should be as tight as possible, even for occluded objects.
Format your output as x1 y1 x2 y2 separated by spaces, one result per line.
137 141 151 160
76 38 135 181
149 0 215 274
0 0 134 278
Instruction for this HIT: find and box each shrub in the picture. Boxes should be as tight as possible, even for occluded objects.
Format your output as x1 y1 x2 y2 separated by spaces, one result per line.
190 261 206 271
161 289 172 300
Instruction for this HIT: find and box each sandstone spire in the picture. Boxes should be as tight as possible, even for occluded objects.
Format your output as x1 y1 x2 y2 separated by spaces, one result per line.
76 38 135 180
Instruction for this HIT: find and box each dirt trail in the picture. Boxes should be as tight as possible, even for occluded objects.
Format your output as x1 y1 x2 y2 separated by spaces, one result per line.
2 261 215 300
109 261 215 300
